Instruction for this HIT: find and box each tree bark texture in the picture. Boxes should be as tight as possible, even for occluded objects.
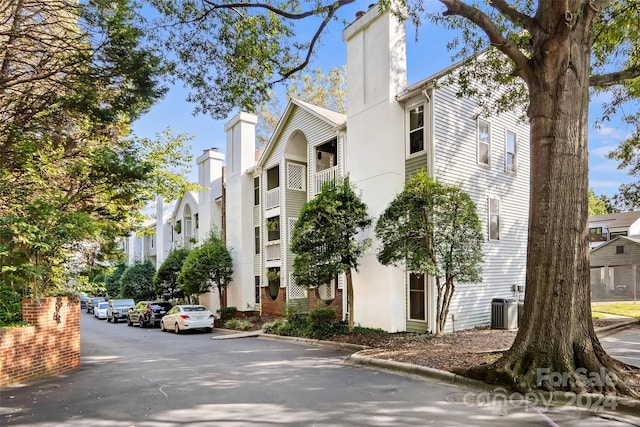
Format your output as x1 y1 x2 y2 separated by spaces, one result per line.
346 269 354 333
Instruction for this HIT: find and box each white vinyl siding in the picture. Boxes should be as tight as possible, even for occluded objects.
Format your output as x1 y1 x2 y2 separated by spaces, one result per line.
430 82 530 333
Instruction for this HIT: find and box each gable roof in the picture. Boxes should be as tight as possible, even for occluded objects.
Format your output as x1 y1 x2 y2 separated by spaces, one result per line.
171 191 198 219
590 235 640 255
256 99 346 167
589 211 640 230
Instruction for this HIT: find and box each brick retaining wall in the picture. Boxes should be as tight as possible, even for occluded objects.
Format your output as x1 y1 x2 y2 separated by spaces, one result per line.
0 297 80 387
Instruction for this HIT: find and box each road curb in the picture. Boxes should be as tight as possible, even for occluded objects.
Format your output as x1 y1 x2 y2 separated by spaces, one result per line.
257 333 370 352
596 319 639 337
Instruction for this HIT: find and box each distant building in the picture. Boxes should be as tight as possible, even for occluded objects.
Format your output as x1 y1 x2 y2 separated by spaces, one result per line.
589 211 640 301
588 211 640 250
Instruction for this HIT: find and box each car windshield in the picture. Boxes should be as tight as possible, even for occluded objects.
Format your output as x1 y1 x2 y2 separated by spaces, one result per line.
97 303 108 308
115 302 133 307
183 306 207 312
151 303 172 310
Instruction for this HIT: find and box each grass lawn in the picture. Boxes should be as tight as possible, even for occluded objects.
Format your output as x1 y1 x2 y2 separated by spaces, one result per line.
592 302 640 319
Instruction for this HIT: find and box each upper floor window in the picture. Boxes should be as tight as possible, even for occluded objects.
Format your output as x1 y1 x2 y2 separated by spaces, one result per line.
254 177 260 205
589 227 607 242
616 245 625 254
489 197 500 240
408 104 425 155
478 120 491 165
505 130 517 173
267 165 279 190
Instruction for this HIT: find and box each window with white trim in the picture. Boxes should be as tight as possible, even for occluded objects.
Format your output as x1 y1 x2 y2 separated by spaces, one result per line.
408 104 425 156
478 120 491 165
254 177 260 205
506 130 517 173
489 197 500 240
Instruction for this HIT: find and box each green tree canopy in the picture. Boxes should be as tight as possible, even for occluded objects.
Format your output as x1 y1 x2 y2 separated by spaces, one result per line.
119 260 156 301
0 1 195 298
376 171 483 335
154 248 190 301
291 178 371 332
177 233 233 308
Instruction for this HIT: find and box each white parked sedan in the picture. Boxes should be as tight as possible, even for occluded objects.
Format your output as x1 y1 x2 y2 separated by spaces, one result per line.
160 305 214 334
94 301 109 320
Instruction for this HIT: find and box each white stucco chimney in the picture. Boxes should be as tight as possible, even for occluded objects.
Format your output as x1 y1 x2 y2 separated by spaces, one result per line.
197 148 225 241
224 112 258 313
342 7 408 332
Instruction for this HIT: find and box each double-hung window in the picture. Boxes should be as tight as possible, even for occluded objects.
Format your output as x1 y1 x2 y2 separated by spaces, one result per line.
478 120 491 165
408 104 425 156
489 197 500 241
506 131 517 173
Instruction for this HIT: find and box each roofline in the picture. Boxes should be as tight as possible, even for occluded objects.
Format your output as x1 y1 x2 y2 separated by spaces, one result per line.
256 99 345 166
396 49 489 102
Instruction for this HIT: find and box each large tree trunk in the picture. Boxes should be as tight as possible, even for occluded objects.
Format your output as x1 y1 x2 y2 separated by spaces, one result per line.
467 9 636 396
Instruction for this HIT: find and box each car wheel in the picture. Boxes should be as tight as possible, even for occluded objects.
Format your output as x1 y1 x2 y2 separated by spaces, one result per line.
205 327 213 333
174 323 180 334
126 316 132 326
139 317 146 328
160 321 166 332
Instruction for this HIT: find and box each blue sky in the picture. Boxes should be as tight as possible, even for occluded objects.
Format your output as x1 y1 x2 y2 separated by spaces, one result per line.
132 1 633 199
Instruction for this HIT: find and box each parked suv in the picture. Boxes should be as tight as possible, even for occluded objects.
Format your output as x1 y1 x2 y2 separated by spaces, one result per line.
127 301 173 327
106 299 135 323
87 297 106 314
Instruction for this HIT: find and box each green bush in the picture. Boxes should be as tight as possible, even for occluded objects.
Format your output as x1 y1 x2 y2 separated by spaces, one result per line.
223 318 253 331
307 307 338 338
262 319 286 334
217 306 237 321
0 286 23 326
224 319 240 329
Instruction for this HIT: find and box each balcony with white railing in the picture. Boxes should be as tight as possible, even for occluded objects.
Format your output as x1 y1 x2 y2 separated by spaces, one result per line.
265 241 281 261
265 187 280 210
314 166 338 195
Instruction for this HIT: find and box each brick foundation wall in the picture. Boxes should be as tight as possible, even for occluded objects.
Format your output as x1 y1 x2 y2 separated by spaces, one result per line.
0 297 80 387
261 287 286 316
309 288 344 319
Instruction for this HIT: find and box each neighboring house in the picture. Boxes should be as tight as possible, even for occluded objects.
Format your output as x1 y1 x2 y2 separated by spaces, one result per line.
590 236 640 302
588 211 640 249
123 6 530 333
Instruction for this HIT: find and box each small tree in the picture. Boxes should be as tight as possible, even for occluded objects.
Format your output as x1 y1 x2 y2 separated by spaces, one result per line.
105 262 127 298
119 260 156 301
153 248 190 301
376 171 483 336
177 233 233 308
291 178 371 333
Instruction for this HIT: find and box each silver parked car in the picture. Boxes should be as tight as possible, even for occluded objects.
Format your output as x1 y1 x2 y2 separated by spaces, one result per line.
106 299 135 323
160 305 214 334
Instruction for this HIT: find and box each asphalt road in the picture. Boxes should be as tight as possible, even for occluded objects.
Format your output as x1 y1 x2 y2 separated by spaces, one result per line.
602 325 640 368
1 314 639 426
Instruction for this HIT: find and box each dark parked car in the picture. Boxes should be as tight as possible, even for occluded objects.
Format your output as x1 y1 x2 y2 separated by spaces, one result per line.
87 297 106 314
127 301 173 327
